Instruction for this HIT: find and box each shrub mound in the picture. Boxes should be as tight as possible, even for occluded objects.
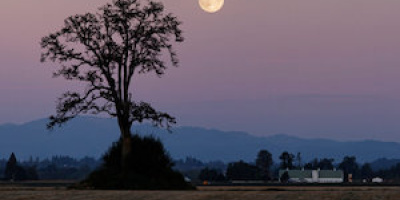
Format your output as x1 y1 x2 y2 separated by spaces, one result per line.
82 134 193 190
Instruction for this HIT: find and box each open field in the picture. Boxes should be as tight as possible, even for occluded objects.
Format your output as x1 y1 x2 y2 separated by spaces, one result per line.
1 184 400 200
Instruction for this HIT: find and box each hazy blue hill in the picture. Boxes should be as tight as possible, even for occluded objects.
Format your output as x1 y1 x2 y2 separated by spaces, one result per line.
0 117 400 163
0 117 120 160
370 158 400 171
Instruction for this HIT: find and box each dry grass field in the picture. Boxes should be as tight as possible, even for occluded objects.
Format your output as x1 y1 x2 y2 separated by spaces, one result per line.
1 185 400 200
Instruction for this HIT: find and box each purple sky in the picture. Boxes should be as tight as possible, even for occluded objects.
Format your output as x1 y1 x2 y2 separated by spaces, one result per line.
1 0 400 141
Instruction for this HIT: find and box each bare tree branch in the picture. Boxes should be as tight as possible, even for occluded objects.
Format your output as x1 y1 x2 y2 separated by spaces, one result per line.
41 0 183 132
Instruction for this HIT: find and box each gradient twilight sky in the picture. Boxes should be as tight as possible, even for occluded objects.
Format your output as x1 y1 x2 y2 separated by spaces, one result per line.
1 0 400 141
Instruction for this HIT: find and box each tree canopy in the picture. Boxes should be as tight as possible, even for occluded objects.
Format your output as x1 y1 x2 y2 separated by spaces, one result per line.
83 135 192 189
40 0 183 132
279 151 294 170
255 150 273 180
226 161 260 181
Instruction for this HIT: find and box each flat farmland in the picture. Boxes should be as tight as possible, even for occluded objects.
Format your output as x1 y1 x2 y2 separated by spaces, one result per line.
1 185 400 200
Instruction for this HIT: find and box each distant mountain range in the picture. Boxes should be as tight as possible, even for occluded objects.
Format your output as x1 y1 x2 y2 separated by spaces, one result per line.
1 117 400 165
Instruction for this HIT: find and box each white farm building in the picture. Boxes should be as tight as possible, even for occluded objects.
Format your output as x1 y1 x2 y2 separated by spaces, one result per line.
279 169 344 183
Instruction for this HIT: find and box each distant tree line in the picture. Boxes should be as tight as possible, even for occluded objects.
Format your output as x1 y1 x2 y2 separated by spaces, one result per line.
0 153 101 181
178 151 400 184
3 151 400 183
173 157 227 182
196 150 275 182
276 152 377 182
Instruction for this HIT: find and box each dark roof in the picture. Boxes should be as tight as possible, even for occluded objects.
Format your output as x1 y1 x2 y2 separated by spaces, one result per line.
279 170 343 179
279 170 312 179
319 170 343 178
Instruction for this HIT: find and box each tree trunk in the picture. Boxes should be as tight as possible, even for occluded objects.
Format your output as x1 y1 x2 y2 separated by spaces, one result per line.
120 124 132 172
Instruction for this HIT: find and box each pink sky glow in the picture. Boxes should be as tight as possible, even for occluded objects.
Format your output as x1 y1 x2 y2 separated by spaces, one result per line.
1 0 400 141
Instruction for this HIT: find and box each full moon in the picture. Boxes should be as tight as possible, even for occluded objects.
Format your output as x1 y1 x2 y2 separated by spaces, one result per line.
199 0 224 13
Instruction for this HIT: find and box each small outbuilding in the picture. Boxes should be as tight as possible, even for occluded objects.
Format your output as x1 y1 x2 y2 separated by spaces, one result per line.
372 177 383 183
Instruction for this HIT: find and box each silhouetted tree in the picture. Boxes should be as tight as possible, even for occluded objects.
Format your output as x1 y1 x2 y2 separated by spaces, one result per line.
304 158 319 170
226 161 260 180
280 171 289 183
319 158 335 170
296 152 302 169
279 151 294 170
339 156 359 182
4 153 17 180
255 150 273 180
303 161 313 170
40 0 183 170
304 158 334 170
198 168 225 182
83 134 192 189
4 153 27 181
375 163 400 181
360 163 373 181
24 166 39 180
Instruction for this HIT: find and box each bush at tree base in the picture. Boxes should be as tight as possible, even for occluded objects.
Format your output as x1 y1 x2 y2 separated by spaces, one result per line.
81 134 194 190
